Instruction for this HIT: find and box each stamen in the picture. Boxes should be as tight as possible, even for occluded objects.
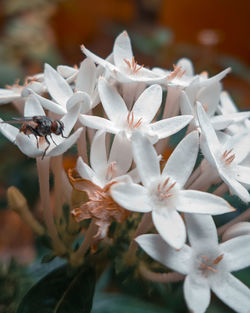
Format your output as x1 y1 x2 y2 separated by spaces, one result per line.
124 57 144 74
221 149 235 165
213 254 224 265
165 182 176 193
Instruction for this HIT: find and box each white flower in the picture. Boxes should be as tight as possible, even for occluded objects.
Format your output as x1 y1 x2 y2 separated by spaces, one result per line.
81 31 167 83
0 76 45 105
197 102 250 202
217 91 250 135
29 63 91 115
76 130 137 188
136 214 250 313
111 131 232 249
79 77 193 143
0 95 83 158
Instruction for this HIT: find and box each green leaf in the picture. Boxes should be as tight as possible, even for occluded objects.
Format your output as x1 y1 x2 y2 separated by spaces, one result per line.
16 264 95 313
92 293 174 313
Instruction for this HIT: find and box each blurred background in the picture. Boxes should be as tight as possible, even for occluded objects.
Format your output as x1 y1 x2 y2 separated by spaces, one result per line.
0 1 249 312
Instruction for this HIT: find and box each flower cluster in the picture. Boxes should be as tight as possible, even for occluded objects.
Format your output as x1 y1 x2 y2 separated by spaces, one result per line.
1 31 250 313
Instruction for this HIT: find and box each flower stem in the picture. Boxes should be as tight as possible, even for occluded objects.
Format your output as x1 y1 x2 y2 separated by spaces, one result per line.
213 182 228 196
139 264 184 283
36 157 66 254
218 207 250 236
127 213 152 261
70 219 97 267
51 155 64 220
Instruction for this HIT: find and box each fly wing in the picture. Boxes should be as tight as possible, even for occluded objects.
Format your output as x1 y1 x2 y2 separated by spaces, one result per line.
0 116 43 124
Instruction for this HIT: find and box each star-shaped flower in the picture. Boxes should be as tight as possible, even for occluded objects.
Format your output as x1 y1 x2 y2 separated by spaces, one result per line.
0 95 83 158
136 214 250 313
111 131 233 249
29 63 91 115
75 130 137 189
79 77 193 143
197 102 250 202
81 31 167 83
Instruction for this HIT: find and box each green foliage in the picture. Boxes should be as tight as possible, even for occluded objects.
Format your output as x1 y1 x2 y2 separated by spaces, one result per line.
92 293 174 313
0 260 33 313
16 264 95 313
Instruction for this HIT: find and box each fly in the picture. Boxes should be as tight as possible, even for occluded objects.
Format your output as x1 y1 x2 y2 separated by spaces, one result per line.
1 116 67 159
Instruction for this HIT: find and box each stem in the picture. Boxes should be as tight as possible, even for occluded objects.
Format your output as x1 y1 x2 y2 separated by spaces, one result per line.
70 219 97 266
127 213 153 260
213 182 228 196
36 157 66 254
51 155 64 220
75 121 88 163
139 264 184 283
217 207 250 236
184 165 202 189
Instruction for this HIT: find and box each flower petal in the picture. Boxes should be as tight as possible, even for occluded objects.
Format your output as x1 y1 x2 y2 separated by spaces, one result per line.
131 131 161 187
79 114 117 133
211 273 250 313
176 58 194 76
108 133 133 176
0 118 19 143
236 165 250 185
113 31 133 69
15 132 42 157
136 234 191 274
75 57 97 95
184 274 210 313
66 91 91 113
184 213 218 247
47 128 83 157
199 68 231 88
110 182 151 213
98 78 128 121
149 115 193 140
224 132 250 164
76 156 100 185
61 103 81 136
90 131 108 174
197 82 221 117
179 190 233 215
220 235 250 272
28 90 67 115
197 102 220 157
152 210 186 249
163 131 199 188
44 63 72 106
24 95 45 117
132 84 162 123
219 170 250 203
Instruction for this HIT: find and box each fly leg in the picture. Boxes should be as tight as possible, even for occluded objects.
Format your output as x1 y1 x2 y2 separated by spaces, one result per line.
22 125 40 148
49 134 57 145
42 135 51 159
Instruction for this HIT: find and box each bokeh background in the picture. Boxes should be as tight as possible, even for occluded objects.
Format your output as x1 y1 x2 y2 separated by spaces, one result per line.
0 0 249 312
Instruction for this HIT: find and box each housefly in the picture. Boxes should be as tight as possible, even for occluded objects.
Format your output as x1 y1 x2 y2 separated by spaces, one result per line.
2 116 67 158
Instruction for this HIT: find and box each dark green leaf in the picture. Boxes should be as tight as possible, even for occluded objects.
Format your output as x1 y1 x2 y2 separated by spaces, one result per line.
17 264 95 313
92 293 174 313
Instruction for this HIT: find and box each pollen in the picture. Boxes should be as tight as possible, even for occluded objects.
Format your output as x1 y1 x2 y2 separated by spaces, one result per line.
167 65 186 81
157 177 176 199
124 57 144 74
127 111 142 129
221 149 235 165
199 254 224 277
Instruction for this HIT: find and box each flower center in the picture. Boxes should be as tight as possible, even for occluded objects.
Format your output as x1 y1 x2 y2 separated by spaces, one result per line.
221 149 235 166
123 57 144 74
157 177 176 200
106 161 117 181
199 254 224 277
167 64 186 81
127 111 142 129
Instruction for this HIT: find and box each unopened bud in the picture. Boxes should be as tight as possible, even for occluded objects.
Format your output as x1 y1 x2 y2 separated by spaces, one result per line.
7 186 44 235
7 186 28 213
